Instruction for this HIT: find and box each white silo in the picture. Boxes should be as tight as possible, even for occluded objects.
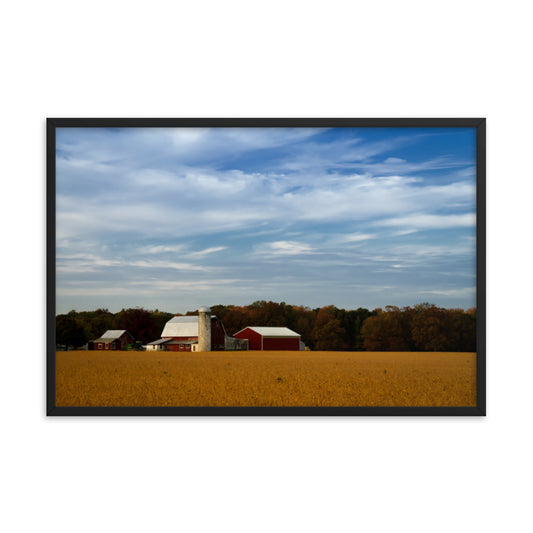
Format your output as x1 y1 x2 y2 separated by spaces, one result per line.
197 306 211 352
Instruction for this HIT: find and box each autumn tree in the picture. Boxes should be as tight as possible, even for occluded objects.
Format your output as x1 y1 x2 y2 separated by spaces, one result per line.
115 308 158 343
361 314 388 351
312 318 347 350
362 303 476 352
338 307 375 350
248 300 287 327
311 306 347 350
56 301 475 352
361 306 413 351
443 308 476 351
292 306 317 349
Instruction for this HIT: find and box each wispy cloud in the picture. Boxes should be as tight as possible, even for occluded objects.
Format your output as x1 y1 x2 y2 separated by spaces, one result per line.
138 244 185 254
375 213 476 230
255 240 315 256
189 246 227 257
129 260 209 271
56 126 477 313
420 287 476 298
337 233 377 243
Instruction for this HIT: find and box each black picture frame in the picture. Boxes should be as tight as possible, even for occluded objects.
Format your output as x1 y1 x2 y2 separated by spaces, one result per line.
47 118 486 416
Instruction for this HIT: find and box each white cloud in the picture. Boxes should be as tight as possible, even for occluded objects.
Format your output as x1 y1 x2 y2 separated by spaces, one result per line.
130 260 209 271
375 213 476 230
392 229 419 236
421 287 476 298
256 240 314 256
55 127 477 313
164 127 330 164
138 244 185 254
56 251 210 274
337 233 376 243
56 253 123 273
189 246 227 257
347 156 468 175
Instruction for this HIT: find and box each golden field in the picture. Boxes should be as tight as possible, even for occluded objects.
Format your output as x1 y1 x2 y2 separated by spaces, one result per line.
56 350 476 407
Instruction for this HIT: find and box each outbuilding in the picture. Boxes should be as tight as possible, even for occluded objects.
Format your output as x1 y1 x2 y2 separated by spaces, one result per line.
91 330 134 350
233 326 301 351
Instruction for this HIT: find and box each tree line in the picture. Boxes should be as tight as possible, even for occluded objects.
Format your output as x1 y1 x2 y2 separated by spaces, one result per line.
55 308 174 351
55 301 476 352
361 304 476 352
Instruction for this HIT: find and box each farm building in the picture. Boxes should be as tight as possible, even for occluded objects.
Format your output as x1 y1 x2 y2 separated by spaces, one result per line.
90 330 134 350
234 326 302 351
147 307 249 352
147 307 227 352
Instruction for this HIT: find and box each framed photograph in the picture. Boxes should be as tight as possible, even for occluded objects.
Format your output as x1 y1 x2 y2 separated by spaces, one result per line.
47 118 486 416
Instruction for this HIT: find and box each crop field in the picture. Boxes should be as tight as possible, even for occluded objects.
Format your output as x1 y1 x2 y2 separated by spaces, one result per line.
55 350 476 407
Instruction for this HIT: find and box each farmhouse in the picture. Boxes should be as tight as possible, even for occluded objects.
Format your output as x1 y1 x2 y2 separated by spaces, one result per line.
91 330 134 350
234 326 302 351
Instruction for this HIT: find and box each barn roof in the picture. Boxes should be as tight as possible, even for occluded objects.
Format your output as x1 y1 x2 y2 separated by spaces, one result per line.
146 338 171 345
236 326 300 338
146 338 198 345
93 330 130 342
161 315 215 338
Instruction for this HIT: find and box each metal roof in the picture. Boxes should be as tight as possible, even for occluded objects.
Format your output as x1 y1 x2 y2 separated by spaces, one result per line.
236 326 300 338
161 315 214 338
147 338 198 346
93 330 130 342
100 330 128 339
146 338 171 345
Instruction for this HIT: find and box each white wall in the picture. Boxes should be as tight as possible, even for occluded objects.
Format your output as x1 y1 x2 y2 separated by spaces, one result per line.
2 1 531 532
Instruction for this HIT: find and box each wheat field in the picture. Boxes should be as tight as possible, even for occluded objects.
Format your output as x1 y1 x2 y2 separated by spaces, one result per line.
55 350 476 407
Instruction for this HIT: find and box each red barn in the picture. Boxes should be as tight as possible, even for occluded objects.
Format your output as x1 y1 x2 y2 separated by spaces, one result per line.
147 315 226 352
233 327 301 351
91 330 134 350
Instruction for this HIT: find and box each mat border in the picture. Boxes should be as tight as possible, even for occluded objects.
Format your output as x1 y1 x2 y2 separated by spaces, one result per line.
46 117 486 416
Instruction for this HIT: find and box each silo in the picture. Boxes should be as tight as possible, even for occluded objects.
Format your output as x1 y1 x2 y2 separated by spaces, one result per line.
197 306 211 352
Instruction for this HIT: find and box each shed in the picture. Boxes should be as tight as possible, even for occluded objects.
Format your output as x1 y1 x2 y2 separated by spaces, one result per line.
233 326 301 351
145 338 172 351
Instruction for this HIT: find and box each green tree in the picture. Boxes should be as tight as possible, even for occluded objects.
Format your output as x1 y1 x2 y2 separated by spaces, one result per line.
151 309 174 337
56 314 87 350
83 308 116 340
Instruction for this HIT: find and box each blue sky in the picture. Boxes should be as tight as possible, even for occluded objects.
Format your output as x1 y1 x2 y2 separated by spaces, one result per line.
55 126 477 314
